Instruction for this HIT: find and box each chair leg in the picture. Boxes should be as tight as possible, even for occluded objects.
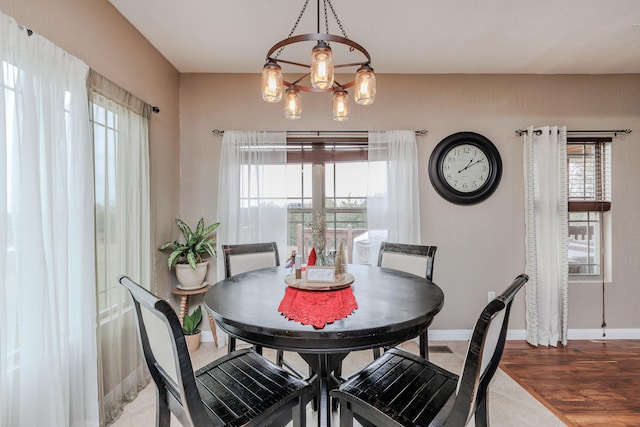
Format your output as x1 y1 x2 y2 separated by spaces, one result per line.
276 349 284 366
155 388 171 427
420 331 429 361
332 364 341 411
372 347 381 359
338 400 354 427
292 396 307 427
475 386 489 427
227 336 236 354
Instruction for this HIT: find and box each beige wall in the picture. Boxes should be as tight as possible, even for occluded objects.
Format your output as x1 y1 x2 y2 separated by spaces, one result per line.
2 0 639 334
180 73 640 332
0 0 181 296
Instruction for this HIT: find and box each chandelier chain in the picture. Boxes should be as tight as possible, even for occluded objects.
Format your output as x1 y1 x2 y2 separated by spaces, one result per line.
323 0 329 34
325 0 348 39
275 0 311 59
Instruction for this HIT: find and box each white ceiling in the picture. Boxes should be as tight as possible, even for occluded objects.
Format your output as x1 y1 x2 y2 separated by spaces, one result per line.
108 0 640 74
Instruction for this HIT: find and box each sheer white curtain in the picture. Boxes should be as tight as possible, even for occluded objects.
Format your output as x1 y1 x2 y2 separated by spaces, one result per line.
363 130 421 265
523 125 569 346
0 12 99 427
90 70 152 425
216 130 288 280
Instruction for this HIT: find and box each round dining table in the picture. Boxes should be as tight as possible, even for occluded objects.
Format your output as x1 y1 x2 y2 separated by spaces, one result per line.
204 263 445 427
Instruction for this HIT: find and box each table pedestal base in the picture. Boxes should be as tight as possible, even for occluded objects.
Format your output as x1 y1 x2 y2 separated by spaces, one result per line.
300 352 348 427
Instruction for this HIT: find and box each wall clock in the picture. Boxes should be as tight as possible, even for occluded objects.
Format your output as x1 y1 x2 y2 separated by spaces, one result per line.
428 131 502 205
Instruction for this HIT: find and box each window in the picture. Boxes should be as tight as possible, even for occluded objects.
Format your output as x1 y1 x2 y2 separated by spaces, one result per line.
91 89 152 321
92 97 121 319
89 81 152 424
2 60 76 368
223 131 419 268
285 138 368 261
567 137 611 279
2 60 19 371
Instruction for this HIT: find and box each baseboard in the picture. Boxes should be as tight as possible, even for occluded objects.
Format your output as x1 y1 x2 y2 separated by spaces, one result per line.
427 329 474 341
566 328 640 340
201 329 640 345
429 328 640 341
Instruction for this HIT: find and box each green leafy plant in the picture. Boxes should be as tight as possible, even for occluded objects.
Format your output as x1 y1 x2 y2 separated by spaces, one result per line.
158 218 220 270
182 306 202 336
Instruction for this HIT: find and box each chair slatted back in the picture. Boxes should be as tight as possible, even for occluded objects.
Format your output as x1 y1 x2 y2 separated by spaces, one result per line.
222 242 280 278
377 242 437 280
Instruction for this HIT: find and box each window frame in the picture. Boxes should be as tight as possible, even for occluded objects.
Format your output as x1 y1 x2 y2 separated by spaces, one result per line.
285 137 369 261
567 137 611 282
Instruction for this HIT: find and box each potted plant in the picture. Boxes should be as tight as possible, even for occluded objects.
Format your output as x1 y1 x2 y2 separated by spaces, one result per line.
158 218 220 289
182 306 203 352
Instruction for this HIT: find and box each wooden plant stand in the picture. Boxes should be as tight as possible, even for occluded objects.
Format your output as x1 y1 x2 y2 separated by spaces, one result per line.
171 284 218 348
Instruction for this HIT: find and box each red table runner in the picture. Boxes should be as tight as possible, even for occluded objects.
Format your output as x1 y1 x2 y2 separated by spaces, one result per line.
278 286 358 329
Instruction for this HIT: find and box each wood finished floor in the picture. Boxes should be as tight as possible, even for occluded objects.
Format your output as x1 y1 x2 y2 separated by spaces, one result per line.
500 340 640 427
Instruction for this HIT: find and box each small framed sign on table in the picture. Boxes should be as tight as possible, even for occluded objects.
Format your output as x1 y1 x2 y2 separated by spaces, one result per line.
306 267 335 282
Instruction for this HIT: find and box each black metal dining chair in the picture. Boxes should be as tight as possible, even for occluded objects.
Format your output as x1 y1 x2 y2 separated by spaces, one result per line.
221 242 302 377
376 242 438 359
222 241 281 279
119 275 311 427
331 274 528 427
222 242 280 355
377 241 437 281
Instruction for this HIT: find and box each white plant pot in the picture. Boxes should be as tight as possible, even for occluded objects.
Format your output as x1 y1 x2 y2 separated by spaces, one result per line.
175 260 208 289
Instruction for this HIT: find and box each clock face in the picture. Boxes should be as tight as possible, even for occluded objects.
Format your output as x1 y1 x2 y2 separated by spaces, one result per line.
428 132 502 205
441 143 491 193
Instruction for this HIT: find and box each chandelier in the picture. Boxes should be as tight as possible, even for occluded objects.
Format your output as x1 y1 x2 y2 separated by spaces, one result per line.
261 0 376 121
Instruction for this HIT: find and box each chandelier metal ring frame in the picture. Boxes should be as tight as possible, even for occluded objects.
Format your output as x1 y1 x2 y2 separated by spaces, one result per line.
265 33 372 93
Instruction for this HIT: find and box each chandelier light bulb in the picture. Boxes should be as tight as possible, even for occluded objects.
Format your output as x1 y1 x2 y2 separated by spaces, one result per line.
332 88 349 122
284 87 302 120
261 61 283 103
310 41 334 90
354 64 376 105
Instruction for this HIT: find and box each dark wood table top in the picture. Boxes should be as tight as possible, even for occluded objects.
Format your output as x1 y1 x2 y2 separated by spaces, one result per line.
204 264 445 353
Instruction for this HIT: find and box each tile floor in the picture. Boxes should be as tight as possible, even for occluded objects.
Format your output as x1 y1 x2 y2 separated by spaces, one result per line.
110 340 565 426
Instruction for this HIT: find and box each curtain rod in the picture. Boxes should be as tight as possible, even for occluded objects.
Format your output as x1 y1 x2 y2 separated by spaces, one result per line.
211 129 428 136
19 24 160 114
515 128 631 136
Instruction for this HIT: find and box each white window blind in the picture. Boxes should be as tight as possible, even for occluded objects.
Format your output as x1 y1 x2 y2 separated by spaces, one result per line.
567 138 611 211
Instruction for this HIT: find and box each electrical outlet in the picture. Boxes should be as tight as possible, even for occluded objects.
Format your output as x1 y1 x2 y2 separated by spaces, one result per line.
488 291 496 302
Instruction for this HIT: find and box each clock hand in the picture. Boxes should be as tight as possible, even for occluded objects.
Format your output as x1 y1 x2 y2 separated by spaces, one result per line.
458 158 476 173
466 159 484 169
